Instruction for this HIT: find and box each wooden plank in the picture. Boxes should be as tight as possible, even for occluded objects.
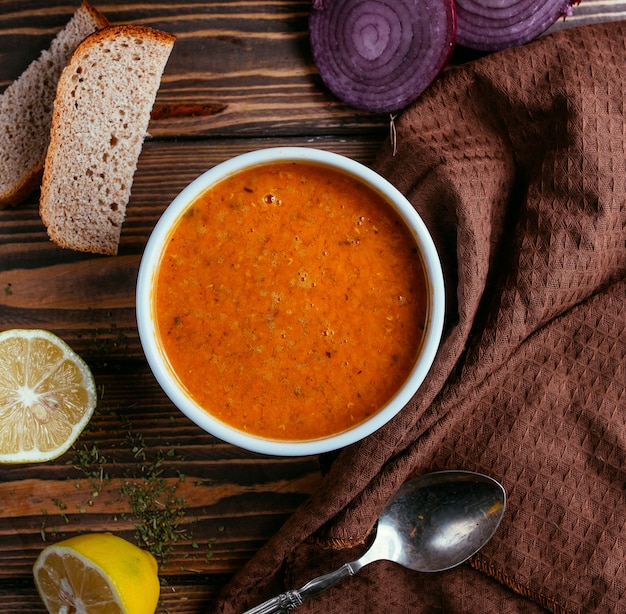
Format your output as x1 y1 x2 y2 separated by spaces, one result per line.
0 136 386 331
0 135 380 611
0 0 390 138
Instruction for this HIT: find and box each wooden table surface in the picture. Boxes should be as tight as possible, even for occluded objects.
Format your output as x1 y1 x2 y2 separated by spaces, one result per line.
0 1 622 612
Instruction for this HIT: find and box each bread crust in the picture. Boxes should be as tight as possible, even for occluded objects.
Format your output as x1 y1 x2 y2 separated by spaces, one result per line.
40 24 175 255
73 22 177 51
79 0 111 30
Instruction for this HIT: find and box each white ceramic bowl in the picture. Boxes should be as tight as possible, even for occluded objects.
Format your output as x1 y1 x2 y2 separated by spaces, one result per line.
136 147 444 456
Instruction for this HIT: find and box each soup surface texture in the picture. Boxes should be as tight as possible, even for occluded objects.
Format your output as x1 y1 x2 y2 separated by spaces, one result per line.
155 161 428 441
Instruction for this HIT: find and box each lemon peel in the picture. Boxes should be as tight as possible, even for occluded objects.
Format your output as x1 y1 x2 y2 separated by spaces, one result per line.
33 532 160 614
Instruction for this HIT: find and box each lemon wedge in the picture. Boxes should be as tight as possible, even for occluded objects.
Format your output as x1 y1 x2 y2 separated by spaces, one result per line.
0 328 96 463
33 532 160 614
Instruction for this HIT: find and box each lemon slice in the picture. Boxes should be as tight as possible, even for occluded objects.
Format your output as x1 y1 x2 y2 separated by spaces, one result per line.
33 532 160 614
0 328 96 463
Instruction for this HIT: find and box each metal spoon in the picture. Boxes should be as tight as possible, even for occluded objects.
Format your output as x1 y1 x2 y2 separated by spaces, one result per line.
243 470 506 614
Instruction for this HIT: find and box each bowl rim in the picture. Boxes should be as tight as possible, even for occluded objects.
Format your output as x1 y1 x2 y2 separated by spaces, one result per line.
136 146 445 456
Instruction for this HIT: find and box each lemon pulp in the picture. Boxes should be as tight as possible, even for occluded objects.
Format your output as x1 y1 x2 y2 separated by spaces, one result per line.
0 328 96 463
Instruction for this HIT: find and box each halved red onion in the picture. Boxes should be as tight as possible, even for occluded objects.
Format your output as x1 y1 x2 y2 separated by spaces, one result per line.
455 0 576 51
309 0 456 114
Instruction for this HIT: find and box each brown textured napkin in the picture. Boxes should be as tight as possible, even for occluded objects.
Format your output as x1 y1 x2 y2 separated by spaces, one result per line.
216 20 626 614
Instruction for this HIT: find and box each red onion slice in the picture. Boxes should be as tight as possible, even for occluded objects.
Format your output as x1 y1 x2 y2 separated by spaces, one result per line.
455 0 576 51
309 0 456 114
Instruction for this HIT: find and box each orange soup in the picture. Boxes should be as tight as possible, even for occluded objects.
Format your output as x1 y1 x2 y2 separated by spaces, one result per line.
154 161 428 441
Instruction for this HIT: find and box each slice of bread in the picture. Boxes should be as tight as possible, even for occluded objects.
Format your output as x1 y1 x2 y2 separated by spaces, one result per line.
0 2 109 208
40 25 175 255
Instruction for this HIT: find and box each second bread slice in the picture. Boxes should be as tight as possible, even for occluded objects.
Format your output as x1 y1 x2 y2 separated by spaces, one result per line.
40 24 175 255
0 1 108 208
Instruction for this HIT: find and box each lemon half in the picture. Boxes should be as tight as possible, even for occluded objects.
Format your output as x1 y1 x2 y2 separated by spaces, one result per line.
0 328 96 463
33 532 160 614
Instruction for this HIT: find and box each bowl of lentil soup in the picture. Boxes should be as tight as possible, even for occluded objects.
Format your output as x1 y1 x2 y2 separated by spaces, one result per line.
137 148 444 455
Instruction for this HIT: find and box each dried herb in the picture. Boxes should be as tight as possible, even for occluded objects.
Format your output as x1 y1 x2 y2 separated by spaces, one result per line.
68 402 207 566
119 432 190 563
73 443 109 493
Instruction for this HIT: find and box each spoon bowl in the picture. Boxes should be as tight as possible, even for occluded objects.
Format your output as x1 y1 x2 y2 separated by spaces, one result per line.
365 470 505 573
244 470 506 613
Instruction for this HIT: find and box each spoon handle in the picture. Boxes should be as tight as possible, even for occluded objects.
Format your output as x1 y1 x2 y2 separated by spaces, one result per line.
243 562 356 613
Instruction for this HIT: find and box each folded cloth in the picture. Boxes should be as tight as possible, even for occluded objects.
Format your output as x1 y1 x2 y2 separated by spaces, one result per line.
216 20 626 614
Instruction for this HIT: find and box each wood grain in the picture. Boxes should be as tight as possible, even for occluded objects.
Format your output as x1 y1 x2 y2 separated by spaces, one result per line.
0 1 390 139
0 135 381 613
